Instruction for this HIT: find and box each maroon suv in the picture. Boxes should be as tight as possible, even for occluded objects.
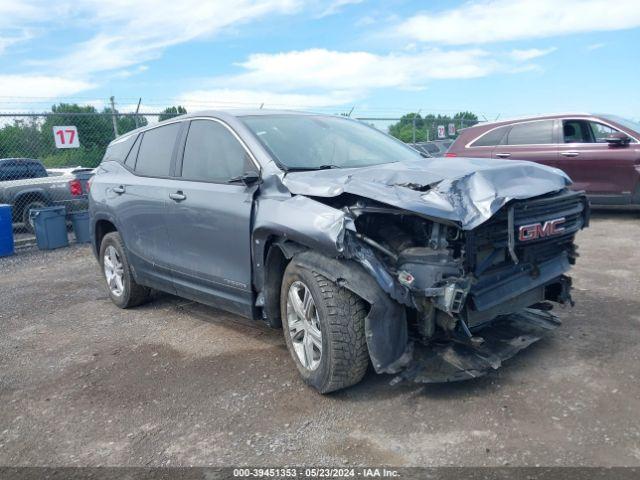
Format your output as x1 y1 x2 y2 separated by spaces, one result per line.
447 113 640 207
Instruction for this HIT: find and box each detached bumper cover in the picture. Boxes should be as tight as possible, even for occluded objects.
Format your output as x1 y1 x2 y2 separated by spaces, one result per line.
392 308 561 384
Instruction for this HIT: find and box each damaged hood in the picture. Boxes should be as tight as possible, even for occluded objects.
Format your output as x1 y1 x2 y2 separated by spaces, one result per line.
282 157 571 230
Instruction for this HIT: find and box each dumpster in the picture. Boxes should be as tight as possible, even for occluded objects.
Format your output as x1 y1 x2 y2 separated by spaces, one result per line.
31 206 69 250
0 204 14 257
70 211 91 244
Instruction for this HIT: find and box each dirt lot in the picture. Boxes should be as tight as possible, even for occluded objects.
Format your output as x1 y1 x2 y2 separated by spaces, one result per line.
1 212 639 467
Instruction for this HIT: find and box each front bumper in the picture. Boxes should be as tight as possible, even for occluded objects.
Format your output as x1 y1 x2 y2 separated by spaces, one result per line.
392 308 561 384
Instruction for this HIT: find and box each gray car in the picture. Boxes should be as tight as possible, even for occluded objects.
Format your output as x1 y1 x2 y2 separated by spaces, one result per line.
89 110 589 393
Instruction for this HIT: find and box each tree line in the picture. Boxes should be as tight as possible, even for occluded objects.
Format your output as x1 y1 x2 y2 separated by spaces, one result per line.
0 104 187 168
388 112 479 143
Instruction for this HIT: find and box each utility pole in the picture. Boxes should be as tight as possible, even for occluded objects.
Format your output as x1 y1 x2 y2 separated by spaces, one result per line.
110 96 119 138
134 97 142 128
412 109 421 143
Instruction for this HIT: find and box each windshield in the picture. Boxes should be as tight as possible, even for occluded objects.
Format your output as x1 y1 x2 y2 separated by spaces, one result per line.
241 114 422 170
599 114 640 134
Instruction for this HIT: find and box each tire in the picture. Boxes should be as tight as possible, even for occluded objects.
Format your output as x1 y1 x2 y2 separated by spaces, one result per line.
280 260 369 394
21 200 46 234
99 231 151 309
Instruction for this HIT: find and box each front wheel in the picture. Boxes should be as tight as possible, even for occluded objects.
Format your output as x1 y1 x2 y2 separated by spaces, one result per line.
99 232 151 308
280 260 369 394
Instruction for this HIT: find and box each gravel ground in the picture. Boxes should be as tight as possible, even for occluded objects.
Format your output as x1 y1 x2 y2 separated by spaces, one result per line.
0 211 639 467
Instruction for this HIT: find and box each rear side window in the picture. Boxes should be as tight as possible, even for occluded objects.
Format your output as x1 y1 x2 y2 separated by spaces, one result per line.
506 120 554 145
135 123 181 177
103 134 137 164
181 120 248 182
26 161 47 178
471 126 509 147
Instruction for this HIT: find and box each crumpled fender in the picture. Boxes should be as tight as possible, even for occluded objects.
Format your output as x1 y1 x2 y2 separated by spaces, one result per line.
294 250 412 374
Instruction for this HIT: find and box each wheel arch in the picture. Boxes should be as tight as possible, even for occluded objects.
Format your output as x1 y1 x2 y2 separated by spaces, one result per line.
94 218 118 257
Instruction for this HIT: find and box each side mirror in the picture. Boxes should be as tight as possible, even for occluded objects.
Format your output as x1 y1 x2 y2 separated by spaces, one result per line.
230 171 260 186
605 132 631 147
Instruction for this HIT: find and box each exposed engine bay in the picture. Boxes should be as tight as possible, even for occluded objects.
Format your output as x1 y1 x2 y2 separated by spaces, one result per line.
253 157 590 383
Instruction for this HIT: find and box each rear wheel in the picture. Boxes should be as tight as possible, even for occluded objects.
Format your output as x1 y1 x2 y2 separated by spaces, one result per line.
280 260 369 394
99 232 151 308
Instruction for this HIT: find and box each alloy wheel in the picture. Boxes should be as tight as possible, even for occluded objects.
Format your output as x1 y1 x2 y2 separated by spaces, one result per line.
286 280 323 371
103 245 125 297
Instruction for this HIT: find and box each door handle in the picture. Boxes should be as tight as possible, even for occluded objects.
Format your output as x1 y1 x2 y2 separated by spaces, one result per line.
560 151 580 157
495 152 511 158
113 185 125 194
169 191 187 202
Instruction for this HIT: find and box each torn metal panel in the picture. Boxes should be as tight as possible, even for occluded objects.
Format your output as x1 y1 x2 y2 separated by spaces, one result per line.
282 157 571 230
392 308 561 384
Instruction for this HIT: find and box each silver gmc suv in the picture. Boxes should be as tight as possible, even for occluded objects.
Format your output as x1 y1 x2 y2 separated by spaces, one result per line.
89 110 589 393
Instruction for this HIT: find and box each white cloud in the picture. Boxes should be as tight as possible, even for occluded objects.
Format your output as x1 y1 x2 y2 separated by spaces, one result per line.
176 46 551 109
177 88 356 110
42 0 301 75
10 0 300 78
0 75 95 98
587 43 606 51
317 0 363 18
395 0 640 44
509 47 557 61
214 47 536 92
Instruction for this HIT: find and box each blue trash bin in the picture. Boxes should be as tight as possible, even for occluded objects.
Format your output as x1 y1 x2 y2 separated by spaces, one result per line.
0 204 14 257
70 211 91 244
31 206 69 250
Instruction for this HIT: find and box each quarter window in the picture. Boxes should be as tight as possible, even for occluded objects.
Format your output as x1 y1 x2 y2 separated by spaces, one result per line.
103 134 137 164
589 122 618 143
135 123 181 177
506 121 554 145
471 125 509 147
124 134 142 169
181 120 248 182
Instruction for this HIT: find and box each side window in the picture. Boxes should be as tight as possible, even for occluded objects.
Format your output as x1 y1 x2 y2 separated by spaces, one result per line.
506 121 554 145
471 125 509 147
0 161 15 181
563 120 592 143
181 120 249 182
12 161 31 180
589 122 618 143
124 134 142 169
135 123 181 177
28 161 47 178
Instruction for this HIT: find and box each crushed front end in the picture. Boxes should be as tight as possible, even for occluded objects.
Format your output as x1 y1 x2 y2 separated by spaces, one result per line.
344 188 589 383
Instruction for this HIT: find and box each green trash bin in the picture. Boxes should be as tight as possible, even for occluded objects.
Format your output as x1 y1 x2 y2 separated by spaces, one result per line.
31 206 69 250
70 211 91 244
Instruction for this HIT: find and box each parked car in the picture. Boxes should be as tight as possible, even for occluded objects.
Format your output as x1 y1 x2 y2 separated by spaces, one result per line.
446 113 640 208
0 158 92 232
409 142 436 156
89 111 589 393
409 140 452 157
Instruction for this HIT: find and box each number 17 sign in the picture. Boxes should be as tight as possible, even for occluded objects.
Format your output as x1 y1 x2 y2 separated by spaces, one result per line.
53 126 80 148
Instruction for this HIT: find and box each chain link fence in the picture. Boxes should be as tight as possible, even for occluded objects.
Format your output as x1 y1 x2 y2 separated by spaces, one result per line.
0 112 175 242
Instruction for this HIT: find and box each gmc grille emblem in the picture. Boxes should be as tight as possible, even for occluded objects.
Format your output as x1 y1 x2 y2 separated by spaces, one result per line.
518 217 566 242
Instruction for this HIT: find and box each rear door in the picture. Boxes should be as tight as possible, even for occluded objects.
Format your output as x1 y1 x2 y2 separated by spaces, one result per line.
163 118 259 317
492 120 558 168
558 118 639 202
111 122 183 291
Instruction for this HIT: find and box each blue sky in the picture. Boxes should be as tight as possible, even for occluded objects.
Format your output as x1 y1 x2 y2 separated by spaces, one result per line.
1 0 639 120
